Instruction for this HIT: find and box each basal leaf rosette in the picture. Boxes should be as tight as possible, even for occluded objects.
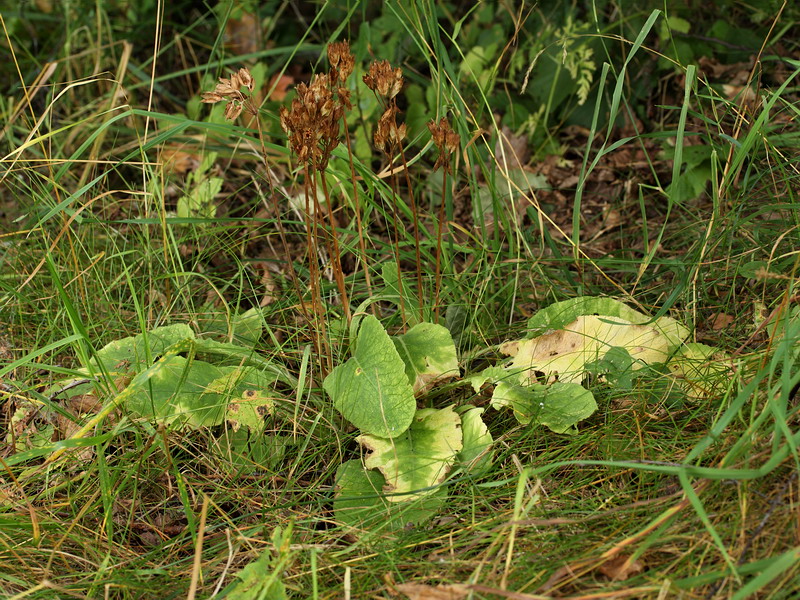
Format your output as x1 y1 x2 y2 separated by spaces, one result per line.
392 322 459 393
323 315 416 438
357 406 463 501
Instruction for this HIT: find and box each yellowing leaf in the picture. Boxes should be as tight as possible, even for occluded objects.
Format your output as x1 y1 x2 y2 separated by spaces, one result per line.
667 343 732 400
502 315 684 384
358 406 462 502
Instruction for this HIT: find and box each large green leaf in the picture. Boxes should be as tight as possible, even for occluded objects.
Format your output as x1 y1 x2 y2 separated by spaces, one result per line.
90 324 194 374
193 337 295 386
491 381 597 434
124 355 227 426
392 322 459 393
323 315 415 438
333 460 446 531
357 406 463 501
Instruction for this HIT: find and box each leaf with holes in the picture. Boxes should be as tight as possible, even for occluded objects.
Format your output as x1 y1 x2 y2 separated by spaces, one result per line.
501 312 687 384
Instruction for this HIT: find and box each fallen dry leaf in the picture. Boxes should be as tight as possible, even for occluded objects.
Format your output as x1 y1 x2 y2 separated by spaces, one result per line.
598 554 644 581
495 125 529 172
395 583 469 600
711 312 734 330
55 415 95 462
224 12 259 56
67 393 103 415
252 261 278 307
268 73 294 102
161 148 201 175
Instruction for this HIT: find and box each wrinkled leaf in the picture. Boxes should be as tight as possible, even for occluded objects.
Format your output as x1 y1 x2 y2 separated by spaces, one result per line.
358 406 462 501
324 315 415 438
393 322 459 393
491 381 597 434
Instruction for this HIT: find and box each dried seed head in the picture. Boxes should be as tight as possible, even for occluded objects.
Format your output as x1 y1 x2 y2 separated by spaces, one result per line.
337 87 352 110
224 101 244 121
427 117 460 172
237 67 255 91
328 40 355 82
200 67 256 121
280 70 344 170
374 105 406 151
214 77 238 96
201 91 225 104
363 60 403 98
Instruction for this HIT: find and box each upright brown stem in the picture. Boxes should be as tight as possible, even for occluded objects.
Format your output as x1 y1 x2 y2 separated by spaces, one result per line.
396 137 424 323
304 169 331 375
434 166 448 321
254 115 311 326
319 171 351 324
386 154 408 328
341 112 376 316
